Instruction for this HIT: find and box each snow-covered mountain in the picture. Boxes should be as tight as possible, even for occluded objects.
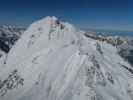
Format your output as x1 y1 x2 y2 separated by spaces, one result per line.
85 31 133 66
117 37 133 66
0 25 25 66
0 16 133 100
0 25 25 50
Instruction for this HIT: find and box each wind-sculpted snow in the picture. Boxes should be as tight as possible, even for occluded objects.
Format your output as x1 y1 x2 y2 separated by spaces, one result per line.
0 16 133 100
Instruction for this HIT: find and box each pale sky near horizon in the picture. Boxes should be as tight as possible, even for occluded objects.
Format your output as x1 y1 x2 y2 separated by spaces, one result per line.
0 0 131 31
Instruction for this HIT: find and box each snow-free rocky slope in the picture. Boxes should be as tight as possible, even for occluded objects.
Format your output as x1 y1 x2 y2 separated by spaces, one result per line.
0 16 133 100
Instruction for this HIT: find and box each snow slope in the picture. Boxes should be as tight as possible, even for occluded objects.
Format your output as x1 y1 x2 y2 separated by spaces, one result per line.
0 16 133 100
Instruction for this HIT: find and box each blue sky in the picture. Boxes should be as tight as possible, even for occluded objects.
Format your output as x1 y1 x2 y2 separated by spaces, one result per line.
0 0 131 31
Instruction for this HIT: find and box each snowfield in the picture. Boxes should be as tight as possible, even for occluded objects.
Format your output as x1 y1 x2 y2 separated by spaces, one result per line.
0 16 133 100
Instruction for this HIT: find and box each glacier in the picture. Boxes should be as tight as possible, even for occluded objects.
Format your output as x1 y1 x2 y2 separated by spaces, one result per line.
0 16 133 100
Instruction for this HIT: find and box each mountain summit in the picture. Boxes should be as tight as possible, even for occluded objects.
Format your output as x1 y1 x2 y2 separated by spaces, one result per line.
0 16 133 100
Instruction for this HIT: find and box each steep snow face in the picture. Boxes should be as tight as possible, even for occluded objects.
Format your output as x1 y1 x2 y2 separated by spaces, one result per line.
6 16 80 68
0 16 133 100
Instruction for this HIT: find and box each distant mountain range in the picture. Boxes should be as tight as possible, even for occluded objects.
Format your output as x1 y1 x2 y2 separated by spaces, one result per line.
0 25 25 51
0 25 25 65
83 28 133 37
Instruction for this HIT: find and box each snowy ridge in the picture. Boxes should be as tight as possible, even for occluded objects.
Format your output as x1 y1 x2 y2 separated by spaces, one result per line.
0 16 133 100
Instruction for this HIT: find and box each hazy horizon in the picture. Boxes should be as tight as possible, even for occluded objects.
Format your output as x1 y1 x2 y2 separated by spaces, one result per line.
0 0 131 31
